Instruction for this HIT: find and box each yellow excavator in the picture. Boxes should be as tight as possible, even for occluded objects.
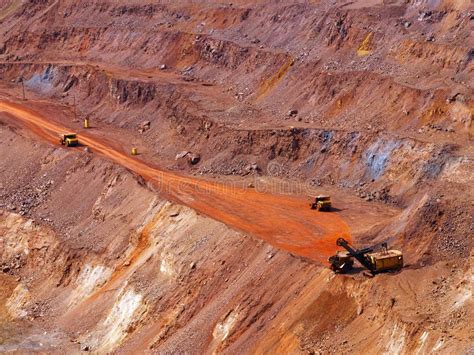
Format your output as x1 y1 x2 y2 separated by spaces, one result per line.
329 238 403 274
59 133 79 147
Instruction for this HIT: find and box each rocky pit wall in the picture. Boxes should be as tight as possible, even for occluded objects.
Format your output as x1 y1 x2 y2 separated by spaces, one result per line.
0 94 472 354
0 0 473 353
0 0 472 206
0 60 471 267
0 122 472 353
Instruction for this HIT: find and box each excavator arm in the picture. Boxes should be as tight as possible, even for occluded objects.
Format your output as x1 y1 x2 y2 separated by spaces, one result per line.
336 238 375 272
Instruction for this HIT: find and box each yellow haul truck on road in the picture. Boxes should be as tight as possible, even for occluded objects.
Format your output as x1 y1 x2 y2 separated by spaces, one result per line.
59 133 79 147
329 238 403 274
310 195 332 211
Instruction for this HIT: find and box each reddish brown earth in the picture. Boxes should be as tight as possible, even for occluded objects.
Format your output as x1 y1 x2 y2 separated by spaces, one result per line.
0 98 352 262
0 0 472 353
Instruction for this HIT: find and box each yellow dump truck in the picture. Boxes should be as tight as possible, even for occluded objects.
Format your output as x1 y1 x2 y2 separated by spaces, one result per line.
310 195 332 211
59 133 79 147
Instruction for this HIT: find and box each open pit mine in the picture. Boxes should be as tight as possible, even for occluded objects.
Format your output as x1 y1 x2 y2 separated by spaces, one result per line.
0 0 472 353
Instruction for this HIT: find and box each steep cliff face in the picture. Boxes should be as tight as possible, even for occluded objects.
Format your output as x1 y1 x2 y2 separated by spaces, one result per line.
0 0 472 353
0 0 471 193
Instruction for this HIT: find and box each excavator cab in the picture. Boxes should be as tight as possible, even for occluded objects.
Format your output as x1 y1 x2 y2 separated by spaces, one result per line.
310 195 332 211
59 133 79 147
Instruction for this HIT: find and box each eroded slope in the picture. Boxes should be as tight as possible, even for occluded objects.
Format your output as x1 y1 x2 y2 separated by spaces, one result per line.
0 0 473 353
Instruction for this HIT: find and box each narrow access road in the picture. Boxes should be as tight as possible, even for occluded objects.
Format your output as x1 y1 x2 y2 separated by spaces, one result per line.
0 100 350 262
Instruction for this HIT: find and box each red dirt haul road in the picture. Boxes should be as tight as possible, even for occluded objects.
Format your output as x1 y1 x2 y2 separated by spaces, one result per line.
0 99 350 262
